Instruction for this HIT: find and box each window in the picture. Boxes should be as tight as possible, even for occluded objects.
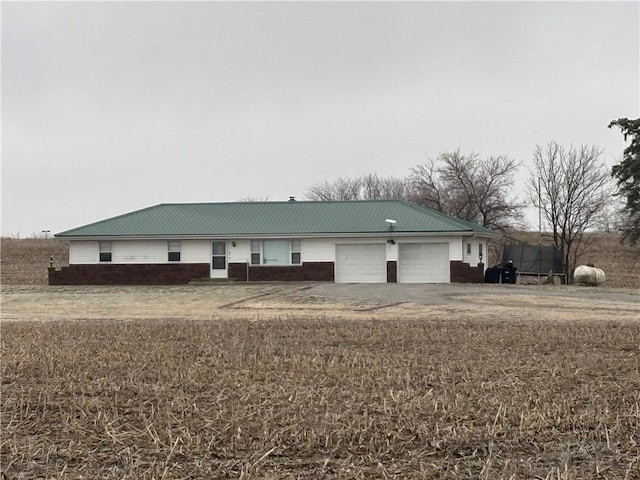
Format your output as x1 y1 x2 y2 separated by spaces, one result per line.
168 240 181 262
479 243 484 261
99 241 112 262
250 240 302 265
263 239 289 265
251 240 261 265
291 239 301 264
466 243 472 255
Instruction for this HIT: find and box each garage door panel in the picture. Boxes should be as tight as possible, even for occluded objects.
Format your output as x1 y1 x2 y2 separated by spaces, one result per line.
335 244 386 283
398 243 450 283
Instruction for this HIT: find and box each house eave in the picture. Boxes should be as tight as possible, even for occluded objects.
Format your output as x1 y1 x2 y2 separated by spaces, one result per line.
55 230 499 241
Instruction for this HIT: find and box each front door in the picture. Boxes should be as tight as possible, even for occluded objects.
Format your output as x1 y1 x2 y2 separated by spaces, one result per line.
211 241 228 278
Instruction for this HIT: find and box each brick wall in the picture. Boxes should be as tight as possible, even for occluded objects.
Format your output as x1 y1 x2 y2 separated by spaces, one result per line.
450 261 485 283
48 263 210 285
48 260 484 284
228 262 334 282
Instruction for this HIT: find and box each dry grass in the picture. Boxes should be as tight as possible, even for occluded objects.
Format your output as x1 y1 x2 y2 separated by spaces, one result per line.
2 318 640 479
1 236 639 478
1 238 68 285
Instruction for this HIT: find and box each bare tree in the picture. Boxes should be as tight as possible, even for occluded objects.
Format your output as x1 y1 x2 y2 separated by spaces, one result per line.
361 173 411 200
409 151 525 231
592 194 627 233
306 177 361 201
528 141 616 282
409 160 451 213
306 174 411 201
239 196 270 202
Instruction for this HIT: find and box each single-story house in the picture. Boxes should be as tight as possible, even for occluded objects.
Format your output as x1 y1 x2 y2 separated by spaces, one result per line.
49 200 498 285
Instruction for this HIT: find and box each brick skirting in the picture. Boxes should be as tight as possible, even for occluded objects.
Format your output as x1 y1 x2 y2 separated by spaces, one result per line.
450 261 485 283
228 262 334 282
48 261 484 284
48 263 210 285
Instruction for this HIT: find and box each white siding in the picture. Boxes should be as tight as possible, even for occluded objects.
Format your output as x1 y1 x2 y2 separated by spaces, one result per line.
112 240 166 263
449 238 463 261
70 239 220 265
67 235 481 267
387 242 398 261
461 239 485 267
69 241 98 264
301 238 335 262
388 239 460 262
462 239 472 264
262 236 464 264
393 237 461 261
229 238 336 264
228 240 250 263
182 240 211 263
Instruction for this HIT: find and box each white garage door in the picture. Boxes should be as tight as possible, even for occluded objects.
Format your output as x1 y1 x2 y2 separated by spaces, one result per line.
335 244 387 283
398 243 450 283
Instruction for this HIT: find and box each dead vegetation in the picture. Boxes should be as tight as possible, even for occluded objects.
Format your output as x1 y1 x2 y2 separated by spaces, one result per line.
1 236 639 478
2 318 639 479
1 238 68 285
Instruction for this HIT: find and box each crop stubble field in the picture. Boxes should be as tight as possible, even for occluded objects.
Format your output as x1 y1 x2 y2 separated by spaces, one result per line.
1 238 640 479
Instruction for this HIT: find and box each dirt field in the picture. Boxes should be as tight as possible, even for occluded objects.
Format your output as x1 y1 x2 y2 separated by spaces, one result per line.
1 237 639 479
2 317 639 479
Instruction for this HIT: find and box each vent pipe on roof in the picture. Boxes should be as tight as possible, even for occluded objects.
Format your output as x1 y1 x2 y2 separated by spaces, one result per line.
289 196 296 201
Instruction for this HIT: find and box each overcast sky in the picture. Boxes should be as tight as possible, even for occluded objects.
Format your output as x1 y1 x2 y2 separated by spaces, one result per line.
2 1 638 236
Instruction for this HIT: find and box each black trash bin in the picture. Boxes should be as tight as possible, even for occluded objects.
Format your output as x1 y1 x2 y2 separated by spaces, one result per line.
500 261 517 284
484 266 501 283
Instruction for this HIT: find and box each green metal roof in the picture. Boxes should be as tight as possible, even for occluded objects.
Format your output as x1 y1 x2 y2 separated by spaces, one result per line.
55 201 498 238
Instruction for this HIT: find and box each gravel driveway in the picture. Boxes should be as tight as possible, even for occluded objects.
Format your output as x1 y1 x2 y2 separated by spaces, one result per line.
308 282 639 306
1 282 638 323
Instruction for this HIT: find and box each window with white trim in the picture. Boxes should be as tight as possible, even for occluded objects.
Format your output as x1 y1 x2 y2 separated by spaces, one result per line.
250 240 302 265
168 240 181 262
466 243 472 255
479 243 484 262
99 241 112 262
291 239 301 265
251 240 261 265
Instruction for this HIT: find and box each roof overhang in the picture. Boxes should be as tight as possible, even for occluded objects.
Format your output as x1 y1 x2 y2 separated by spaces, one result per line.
56 230 500 241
